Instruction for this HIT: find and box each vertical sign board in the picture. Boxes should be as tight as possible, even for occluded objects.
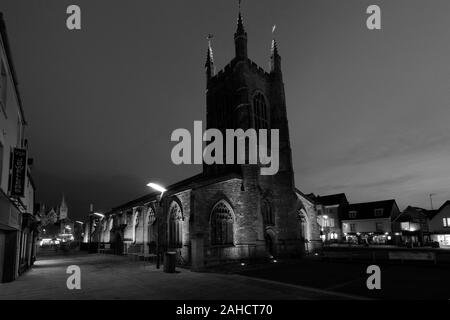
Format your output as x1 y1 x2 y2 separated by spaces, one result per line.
10 148 27 198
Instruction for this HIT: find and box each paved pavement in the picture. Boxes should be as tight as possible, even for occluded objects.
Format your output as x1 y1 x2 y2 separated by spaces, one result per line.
237 258 450 300
0 253 364 300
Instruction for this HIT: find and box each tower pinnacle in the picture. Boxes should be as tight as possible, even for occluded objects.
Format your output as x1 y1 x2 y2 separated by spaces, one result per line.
234 0 248 59
205 34 215 85
270 25 282 75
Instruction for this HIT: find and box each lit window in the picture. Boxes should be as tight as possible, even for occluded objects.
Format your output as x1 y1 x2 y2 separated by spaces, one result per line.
328 218 335 228
444 218 450 228
108 218 114 231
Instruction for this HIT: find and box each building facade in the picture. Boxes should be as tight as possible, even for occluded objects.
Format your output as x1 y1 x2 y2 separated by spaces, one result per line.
392 206 431 246
428 201 450 247
0 13 37 283
341 200 400 245
314 193 348 242
296 190 322 253
95 9 320 268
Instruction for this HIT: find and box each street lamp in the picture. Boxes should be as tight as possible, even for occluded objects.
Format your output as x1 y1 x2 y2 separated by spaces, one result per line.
322 215 329 243
147 182 167 194
88 212 104 253
147 182 167 269
93 212 105 219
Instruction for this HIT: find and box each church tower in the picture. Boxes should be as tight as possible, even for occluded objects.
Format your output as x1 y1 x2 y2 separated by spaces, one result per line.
202 5 301 256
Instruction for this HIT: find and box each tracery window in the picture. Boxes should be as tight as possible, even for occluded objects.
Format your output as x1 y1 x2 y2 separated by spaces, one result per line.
147 206 157 243
253 93 268 130
168 202 183 248
211 201 234 246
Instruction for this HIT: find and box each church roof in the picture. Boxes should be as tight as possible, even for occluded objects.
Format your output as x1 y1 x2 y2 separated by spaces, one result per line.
315 193 348 206
110 172 242 212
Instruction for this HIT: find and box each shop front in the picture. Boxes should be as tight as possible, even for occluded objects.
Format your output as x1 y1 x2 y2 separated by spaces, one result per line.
0 192 21 283
432 234 450 247
344 232 393 245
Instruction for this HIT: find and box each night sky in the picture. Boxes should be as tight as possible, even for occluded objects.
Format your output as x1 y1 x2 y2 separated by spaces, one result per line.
2 0 450 220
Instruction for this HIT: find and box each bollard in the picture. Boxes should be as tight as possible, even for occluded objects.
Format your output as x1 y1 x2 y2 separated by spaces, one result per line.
163 252 177 273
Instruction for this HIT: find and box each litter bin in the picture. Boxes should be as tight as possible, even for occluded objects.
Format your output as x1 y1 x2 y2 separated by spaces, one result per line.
164 252 177 273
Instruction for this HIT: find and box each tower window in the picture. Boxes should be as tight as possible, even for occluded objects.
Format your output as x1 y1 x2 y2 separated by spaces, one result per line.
253 93 268 130
210 201 234 246
262 200 274 226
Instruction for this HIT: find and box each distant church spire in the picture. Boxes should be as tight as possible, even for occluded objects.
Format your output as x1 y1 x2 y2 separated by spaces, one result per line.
234 0 248 59
59 193 68 220
205 34 215 84
61 193 67 208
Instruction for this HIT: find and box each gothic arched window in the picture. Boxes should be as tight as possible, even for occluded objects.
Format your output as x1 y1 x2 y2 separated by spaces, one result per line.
147 206 157 244
133 211 140 243
262 200 274 226
253 93 268 130
210 201 234 246
168 202 183 248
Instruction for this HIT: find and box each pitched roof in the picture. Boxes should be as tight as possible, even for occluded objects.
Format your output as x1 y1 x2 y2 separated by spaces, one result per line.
295 188 316 205
437 200 450 212
426 210 438 220
342 199 398 220
315 193 348 206
110 172 242 212
428 200 450 221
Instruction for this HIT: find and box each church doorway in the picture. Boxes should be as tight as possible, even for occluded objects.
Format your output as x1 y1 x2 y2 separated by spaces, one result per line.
114 233 123 255
265 231 275 257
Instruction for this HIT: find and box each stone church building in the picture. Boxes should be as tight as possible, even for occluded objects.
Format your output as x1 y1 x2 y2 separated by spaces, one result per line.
94 9 321 268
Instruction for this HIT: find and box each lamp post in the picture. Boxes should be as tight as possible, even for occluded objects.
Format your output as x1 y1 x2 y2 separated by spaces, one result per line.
75 221 83 243
147 182 167 269
322 215 329 243
88 212 104 253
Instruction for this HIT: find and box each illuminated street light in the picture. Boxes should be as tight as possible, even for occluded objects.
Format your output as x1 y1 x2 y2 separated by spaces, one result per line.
93 212 104 218
75 221 84 225
147 182 167 194
146 182 167 270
